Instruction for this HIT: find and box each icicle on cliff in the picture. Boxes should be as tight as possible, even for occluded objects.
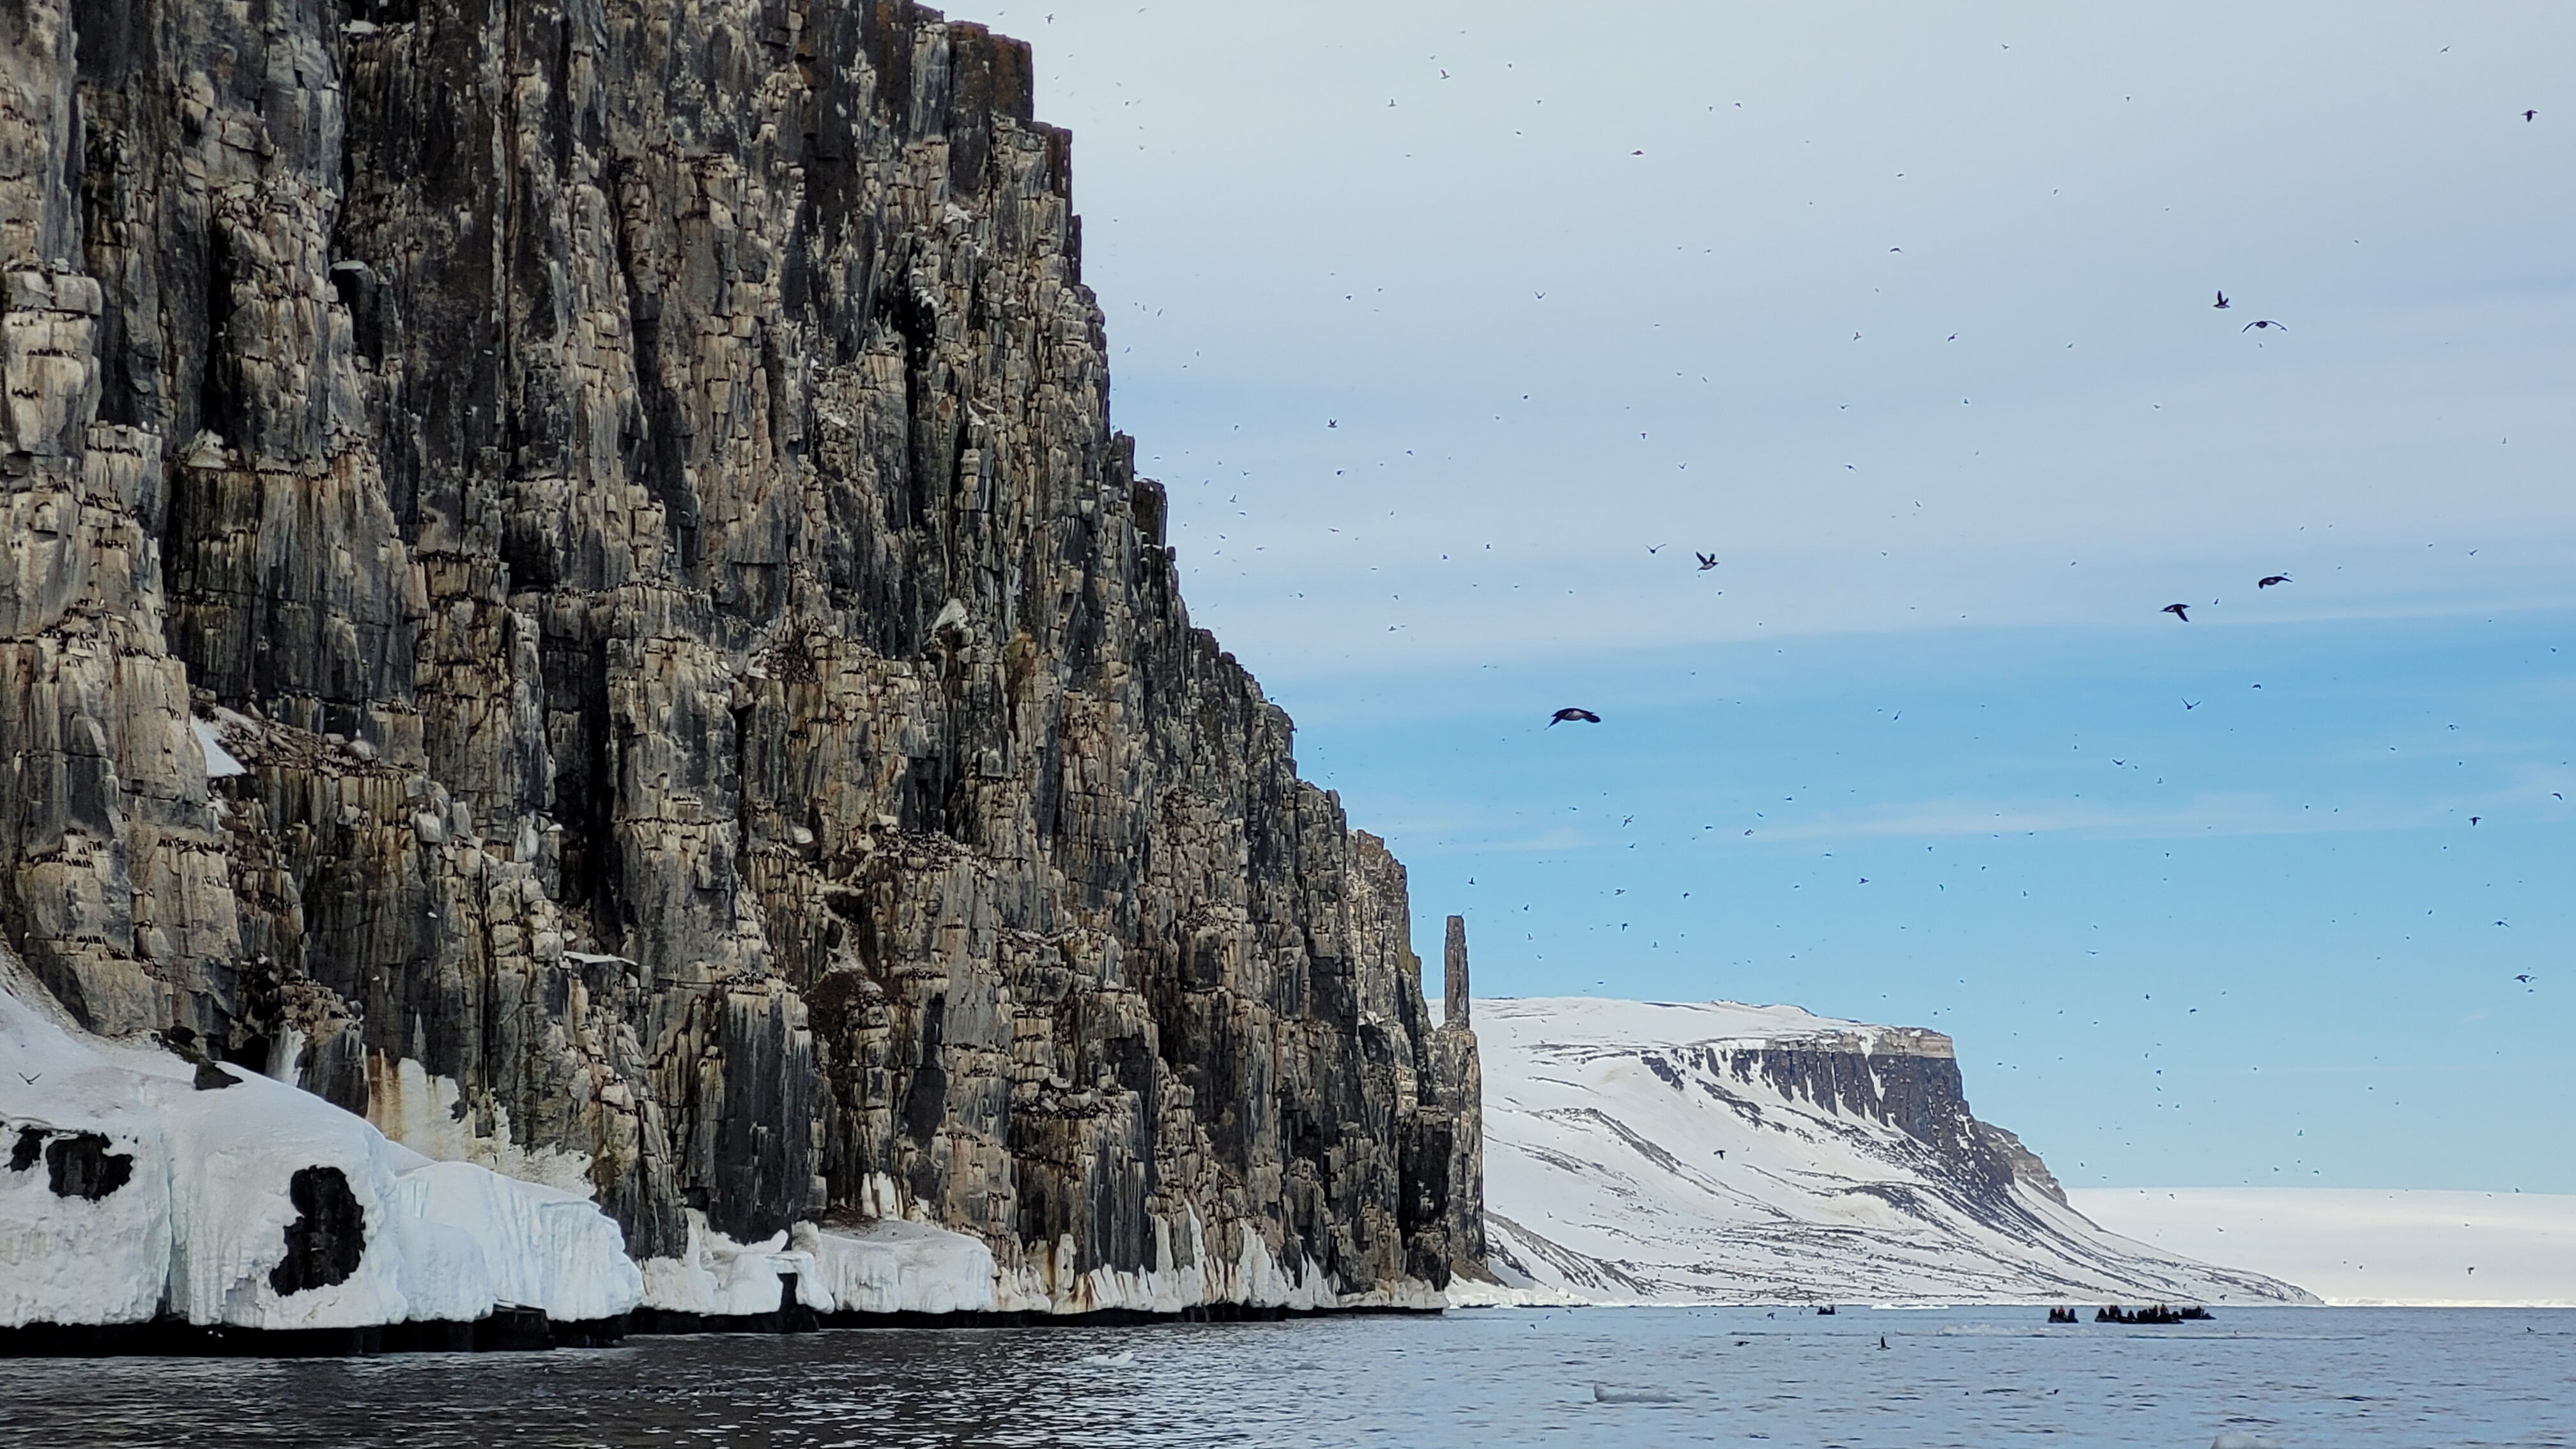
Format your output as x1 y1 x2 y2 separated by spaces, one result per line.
0 0 1483 1312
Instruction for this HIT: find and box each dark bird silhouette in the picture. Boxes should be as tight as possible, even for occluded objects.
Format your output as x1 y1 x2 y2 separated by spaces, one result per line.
2470 816 2481 825
2526 109 2538 121
2516 974 2535 983
1878 1336 1890 1350
2184 699 2201 710
2214 290 2230 309
2243 319 2287 332
13 1072 35 1085
1326 418 1337 428
2258 574 2291 588
1646 544 1666 555
1695 552 1719 571
1549 708 1602 727
2162 602 2191 620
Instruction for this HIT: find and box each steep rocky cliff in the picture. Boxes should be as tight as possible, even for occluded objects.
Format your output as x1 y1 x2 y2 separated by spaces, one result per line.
0 0 1481 1311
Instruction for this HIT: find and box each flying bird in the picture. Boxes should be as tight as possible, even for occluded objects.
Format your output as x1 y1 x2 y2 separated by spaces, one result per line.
1695 552 1719 571
2526 109 2538 121
2258 574 2291 588
2213 290 2230 309
1549 708 1602 726
2184 699 2201 710
2470 816 2481 825
2243 319 2287 332
2516 974 2535 983
1646 544 1665 555
2162 603 2191 620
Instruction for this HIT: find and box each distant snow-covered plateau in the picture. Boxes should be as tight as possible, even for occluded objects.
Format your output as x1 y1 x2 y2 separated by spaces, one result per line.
1457 997 2317 1307
2074 1188 2576 1307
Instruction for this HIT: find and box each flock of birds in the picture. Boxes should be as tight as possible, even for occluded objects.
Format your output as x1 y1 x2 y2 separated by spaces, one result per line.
1544 276 2339 729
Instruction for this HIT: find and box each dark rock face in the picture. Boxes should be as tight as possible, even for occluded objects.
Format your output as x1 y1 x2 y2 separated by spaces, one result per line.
1702 1030 2062 1212
0 0 1480 1303
43 1131 134 1200
269 1166 367 1296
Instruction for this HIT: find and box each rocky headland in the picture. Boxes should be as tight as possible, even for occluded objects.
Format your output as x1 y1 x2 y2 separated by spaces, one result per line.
1462 998 2313 1307
0 0 1482 1345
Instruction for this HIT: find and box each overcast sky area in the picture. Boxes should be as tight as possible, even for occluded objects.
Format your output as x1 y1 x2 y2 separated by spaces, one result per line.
980 1 2576 1193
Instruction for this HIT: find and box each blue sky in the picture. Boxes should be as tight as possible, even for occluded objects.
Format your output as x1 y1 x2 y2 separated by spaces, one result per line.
988 1 2576 1190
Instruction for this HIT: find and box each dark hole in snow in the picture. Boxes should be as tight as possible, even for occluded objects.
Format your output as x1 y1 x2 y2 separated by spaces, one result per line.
10 1126 45 1172
269 1165 367 1295
45 1132 135 1200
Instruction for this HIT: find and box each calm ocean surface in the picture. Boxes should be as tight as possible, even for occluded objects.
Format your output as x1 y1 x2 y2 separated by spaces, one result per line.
4 1307 2568 1448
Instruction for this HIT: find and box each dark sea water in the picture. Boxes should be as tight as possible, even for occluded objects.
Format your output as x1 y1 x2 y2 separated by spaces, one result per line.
4 1307 2568 1448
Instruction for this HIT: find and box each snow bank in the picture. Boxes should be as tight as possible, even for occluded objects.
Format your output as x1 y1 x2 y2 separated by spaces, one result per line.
396 1159 643 1321
634 1193 1438 1319
640 1211 827 1316
0 968 643 1331
795 1218 996 1314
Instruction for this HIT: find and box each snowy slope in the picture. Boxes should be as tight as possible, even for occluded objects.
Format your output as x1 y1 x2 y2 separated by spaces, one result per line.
2073 1188 2576 1307
1460 998 2315 1307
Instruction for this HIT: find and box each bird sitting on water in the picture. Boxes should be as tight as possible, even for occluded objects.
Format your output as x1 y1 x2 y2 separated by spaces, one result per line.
2213 290 2230 309
1695 552 1719 571
2243 319 2287 332
2162 603 2191 621
1549 707 1602 726
2258 574 2291 588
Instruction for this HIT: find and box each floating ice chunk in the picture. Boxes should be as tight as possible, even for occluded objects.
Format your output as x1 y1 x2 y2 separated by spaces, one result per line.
1593 1384 1682 1404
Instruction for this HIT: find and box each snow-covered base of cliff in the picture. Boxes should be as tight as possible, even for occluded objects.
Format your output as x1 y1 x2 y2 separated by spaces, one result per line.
4 954 1429 1337
1453 998 2313 1308
642 1193 1436 1320
0 962 643 1331
2072 1188 2576 1307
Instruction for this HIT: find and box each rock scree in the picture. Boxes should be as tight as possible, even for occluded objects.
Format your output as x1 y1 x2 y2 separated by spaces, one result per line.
0 0 1482 1314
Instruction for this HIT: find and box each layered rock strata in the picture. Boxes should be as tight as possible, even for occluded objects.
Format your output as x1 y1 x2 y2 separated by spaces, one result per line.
0 0 1481 1316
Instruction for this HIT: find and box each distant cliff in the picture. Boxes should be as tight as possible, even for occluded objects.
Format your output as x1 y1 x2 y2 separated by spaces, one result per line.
0 0 1479 1314
1463 999 2310 1306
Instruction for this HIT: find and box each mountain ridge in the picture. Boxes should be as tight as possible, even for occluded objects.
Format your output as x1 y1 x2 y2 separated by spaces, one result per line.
1460 997 2315 1307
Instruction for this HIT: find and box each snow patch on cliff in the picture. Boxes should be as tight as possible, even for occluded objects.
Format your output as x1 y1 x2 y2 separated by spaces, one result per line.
1455 997 2315 1308
0 962 642 1330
